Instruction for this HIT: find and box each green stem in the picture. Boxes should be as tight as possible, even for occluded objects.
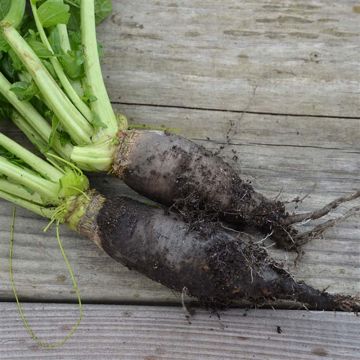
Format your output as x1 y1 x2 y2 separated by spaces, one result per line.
57 24 71 52
0 72 51 142
10 112 56 156
9 209 83 349
1 25 93 145
2 0 26 28
0 179 43 205
56 24 84 97
81 0 125 141
0 157 60 203
71 155 113 172
71 141 115 171
0 73 72 159
30 2 93 122
0 188 54 218
0 132 63 182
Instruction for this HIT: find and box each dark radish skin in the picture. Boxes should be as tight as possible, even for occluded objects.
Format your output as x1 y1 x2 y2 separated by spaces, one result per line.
65 191 359 311
112 130 360 250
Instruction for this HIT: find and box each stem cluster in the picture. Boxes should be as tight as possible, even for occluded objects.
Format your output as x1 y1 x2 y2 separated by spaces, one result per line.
0 0 126 171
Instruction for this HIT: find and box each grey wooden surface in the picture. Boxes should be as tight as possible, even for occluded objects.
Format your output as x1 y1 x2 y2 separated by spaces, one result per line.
100 0 360 117
1 303 360 360
0 0 359 358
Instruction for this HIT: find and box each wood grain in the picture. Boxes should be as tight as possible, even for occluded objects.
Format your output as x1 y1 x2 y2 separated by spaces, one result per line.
99 0 360 117
1 303 359 359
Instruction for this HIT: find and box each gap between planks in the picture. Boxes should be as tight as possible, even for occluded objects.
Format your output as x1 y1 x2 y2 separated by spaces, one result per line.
114 101 360 121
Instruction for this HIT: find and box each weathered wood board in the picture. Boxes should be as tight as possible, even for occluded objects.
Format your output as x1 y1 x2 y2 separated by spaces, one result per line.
100 0 360 117
1 303 359 360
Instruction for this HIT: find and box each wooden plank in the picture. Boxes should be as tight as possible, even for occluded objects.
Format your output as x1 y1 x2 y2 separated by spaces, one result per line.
99 0 360 117
0 108 359 303
1 303 359 359
117 104 360 150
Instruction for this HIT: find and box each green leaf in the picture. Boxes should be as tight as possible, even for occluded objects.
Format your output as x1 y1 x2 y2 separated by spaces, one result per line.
27 39 54 58
0 1 11 20
48 115 60 149
81 89 97 104
19 13 37 36
8 49 24 72
44 112 73 148
64 0 112 24
68 30 81 50
0 54 17 81
10 81 39 101
64 0 80 8
31 96 51 118
94 0 112 24
59 168 89 197
88 95 97 103
38 0 71 28
59 131 72 146
0 146 28 168
48 27 62 54
0 36 10 53
66 5 80 32
0 92 7 102
0 101 13 121
49 28 85 80
42 59 57 78
92 112 107 130
59 49 84 80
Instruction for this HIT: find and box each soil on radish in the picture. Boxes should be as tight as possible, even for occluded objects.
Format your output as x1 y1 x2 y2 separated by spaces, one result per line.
76 192 359 312
113 130 359 252
114 130 294 248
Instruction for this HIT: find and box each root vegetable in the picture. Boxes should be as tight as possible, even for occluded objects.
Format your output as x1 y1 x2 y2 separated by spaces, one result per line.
72 191 359 312
111 130 360 250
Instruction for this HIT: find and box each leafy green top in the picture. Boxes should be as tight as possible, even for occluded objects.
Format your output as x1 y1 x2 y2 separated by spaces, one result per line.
0 0 114 150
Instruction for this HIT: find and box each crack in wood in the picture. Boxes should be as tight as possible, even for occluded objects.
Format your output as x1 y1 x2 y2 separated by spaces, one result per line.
112 101 360 121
